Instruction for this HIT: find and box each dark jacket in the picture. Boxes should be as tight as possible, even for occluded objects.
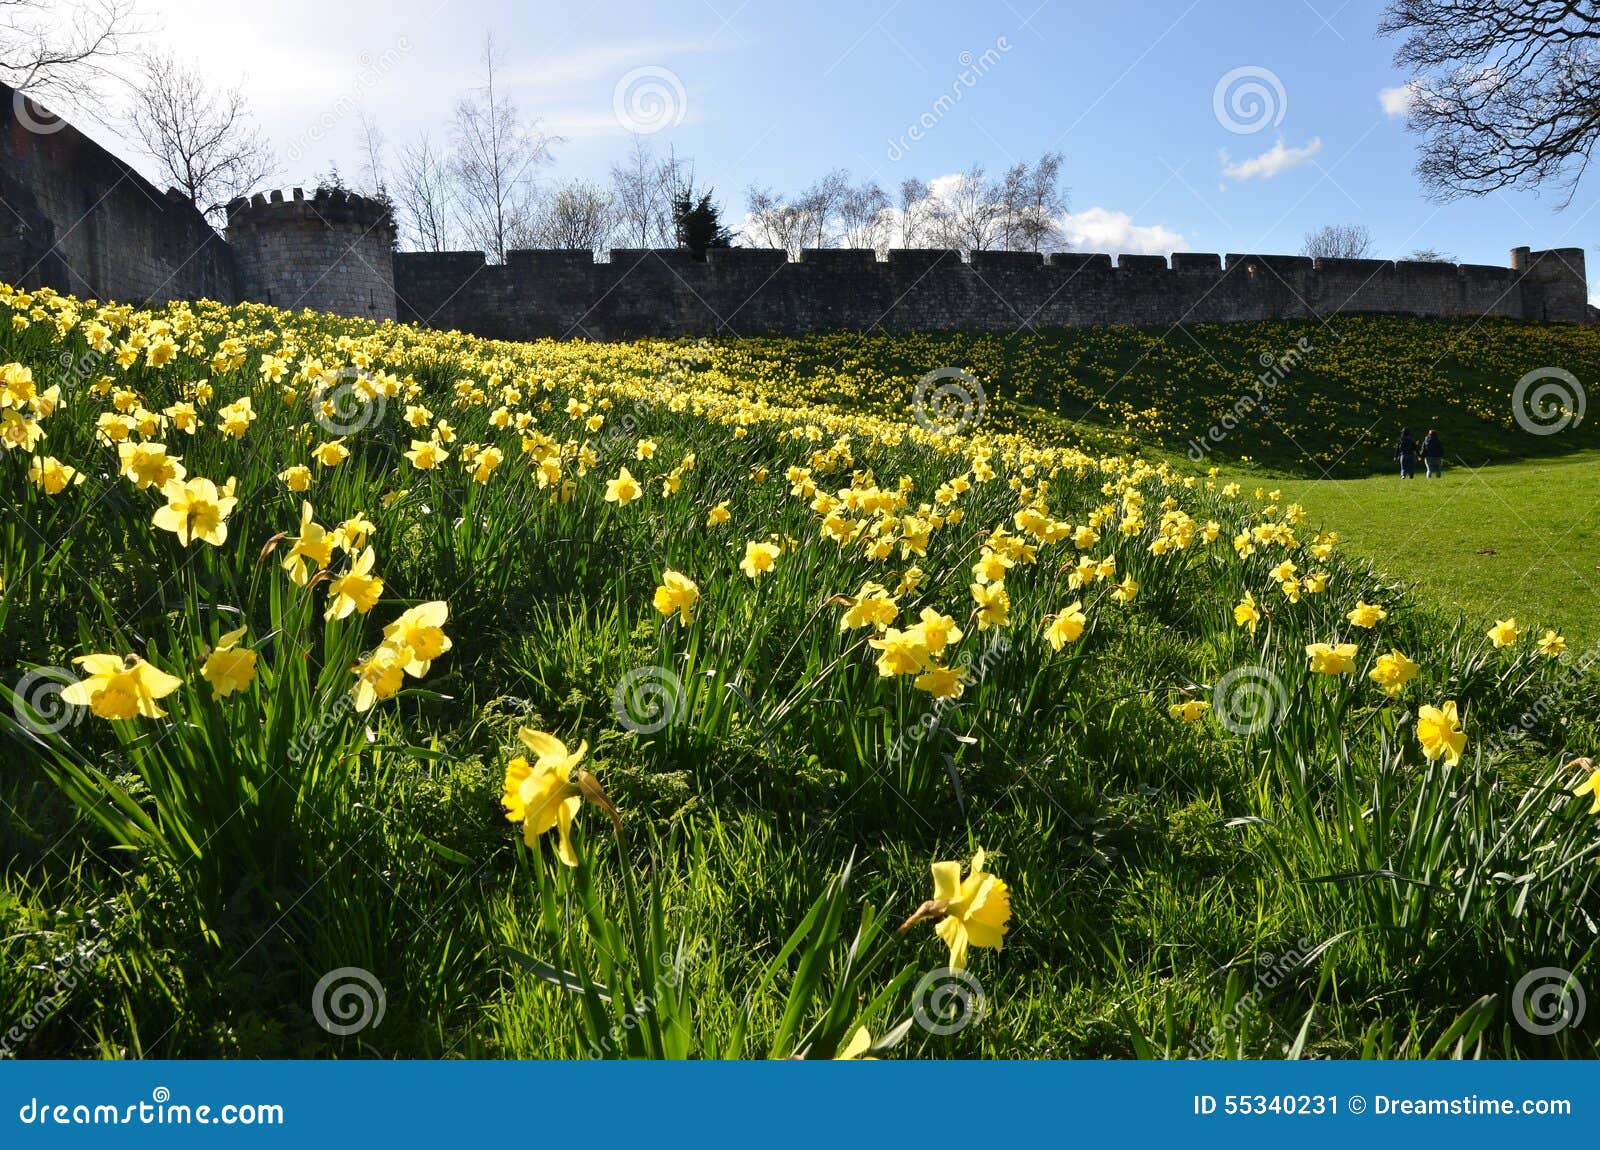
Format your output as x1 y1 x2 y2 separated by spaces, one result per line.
1396 433 1417 458
1421 433 1442 459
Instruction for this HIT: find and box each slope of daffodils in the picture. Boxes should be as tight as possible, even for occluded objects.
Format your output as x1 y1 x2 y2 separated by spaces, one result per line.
1 285 1597 1059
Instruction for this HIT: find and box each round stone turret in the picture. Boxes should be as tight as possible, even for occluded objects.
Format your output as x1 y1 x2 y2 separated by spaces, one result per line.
226 187 397 320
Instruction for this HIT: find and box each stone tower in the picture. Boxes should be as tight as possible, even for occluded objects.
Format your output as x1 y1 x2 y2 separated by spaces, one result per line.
1510 247 1590 324
226 188 397 320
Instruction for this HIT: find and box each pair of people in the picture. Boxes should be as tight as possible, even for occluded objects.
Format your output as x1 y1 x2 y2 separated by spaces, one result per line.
1396 427 1443 479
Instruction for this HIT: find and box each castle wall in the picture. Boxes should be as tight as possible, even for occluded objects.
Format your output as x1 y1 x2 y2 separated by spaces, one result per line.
395 247 1553 341
0 87 1587 336
227 190 397 320
0 81 236 304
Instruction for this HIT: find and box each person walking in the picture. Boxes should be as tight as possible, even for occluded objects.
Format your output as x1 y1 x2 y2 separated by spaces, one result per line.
1421 429 1443 479
1396 427 1417 479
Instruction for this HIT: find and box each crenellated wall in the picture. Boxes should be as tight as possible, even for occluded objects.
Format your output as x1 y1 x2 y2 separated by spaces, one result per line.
394 245 1586 341
226 188 397 320
0 80 236 304
0 81 1590 336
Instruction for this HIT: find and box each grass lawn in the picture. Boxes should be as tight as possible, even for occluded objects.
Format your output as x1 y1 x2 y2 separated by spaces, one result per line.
1217 452 1600 651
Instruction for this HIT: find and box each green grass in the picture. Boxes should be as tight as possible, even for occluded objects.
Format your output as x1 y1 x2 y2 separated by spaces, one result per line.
3 295 1599 1061
1214 453 1600 652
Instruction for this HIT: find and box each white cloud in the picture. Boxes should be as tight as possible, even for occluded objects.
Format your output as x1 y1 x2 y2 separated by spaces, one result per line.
1220 136 1322 181
1379 83 1416 117
1055 207 1187 255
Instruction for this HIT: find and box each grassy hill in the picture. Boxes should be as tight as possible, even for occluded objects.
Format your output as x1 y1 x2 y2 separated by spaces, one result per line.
2 292 1597 1060
667 317 1600 645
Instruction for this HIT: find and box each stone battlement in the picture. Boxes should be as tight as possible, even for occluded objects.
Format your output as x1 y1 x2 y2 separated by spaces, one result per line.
391 245 1586 340
224 187 397 234
1 80 1589 337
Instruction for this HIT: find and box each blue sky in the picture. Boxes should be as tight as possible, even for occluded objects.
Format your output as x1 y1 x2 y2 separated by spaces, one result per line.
112 0 1598 281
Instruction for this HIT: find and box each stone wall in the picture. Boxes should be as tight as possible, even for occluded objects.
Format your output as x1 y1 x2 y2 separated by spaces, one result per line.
396 246 1587 341
226 189 397 320
0 81 236 304
0 84 1590 336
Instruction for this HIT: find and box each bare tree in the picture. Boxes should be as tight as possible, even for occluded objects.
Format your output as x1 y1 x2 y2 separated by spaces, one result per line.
1408 246 1456 262
1379 0 1600 204
1012 151 1069 252
608 137 693 248
837 179 891 250
0 0 137 107
393 131 456 251
127 51 277 221
528 179 612 252
792 169 849 249
450 33 554 262
743 185 810 254
356 110 387 198
927 165 1004 251
897 177 932 247
1301 223 1374 259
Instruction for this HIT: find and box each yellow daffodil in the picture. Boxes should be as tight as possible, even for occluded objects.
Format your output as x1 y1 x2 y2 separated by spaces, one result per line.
61 653 184 720
653 569 700 625
740 540 780 580
325 547 384 620
914 850 1012 971
1488 617 1519 648
200 626 257 700
1306 642 1358 675
1233 591 1260 634
151 476 236 547
1346 601 1387 629
501 728 588 866
1416 701 1466 765
1044 601 1086 651
381 601 452 676
1368 649 1419 696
